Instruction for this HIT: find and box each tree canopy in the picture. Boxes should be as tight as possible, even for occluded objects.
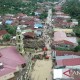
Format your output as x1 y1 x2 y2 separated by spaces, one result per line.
74 45 80 52
5 25 17 36
39 12 48 19
0 0 56 15
0 0 38 15
62 0 80 24
73 26 80 37
3 33 11 41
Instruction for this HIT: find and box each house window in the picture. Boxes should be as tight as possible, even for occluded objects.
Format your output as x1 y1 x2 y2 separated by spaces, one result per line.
19 36 20 39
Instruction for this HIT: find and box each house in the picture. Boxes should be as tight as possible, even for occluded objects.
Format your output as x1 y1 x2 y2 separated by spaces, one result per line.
34 12 41 16
0 30 8 40
55 11 71 19
16 13 27 19
34 30 42 37
52 50 80 68
19 17 34 28
71 19 78 27
53 31 78 48
55 50 80 56
5 19 19 26
53 17 73 28
34 23 43 28
0 46 26 80
5 20 13 25
3 14 14 20
35 8 45 15
56 57 80 66
24 32 35 39
52 50 80 80
54 5 62 11
54 28 73 33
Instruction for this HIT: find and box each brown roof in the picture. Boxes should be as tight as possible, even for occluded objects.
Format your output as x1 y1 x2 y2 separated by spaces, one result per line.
53 40 74 46
24 32 35 38
56 50 80 56
16 13 27 17
63 40 74 45
0 30 8 36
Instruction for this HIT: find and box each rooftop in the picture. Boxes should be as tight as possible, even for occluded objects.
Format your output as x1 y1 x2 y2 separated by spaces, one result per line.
0 30 8 36
56 55 80 60
57 58 80 66
34 23 43 28
0 46 26 77
56 50 80 56
24 32 35 38
54 31 78 44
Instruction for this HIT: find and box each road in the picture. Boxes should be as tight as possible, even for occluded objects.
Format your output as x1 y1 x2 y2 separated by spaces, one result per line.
31 21 52 80
31 57 52 80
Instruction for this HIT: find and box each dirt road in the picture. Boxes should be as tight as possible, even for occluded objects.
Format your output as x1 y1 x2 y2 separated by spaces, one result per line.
31 58 52 80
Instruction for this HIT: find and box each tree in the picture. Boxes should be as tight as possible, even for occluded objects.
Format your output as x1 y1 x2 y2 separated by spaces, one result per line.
3 34 11 41
52 8 55 13
0 0 23 14
0 40 3 44
62 0 80 24
73 26 80 37
5 25 16 36
39 12 48 19
74 45 80 52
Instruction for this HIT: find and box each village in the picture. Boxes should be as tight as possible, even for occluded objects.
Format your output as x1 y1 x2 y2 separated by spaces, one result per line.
0 0 80 80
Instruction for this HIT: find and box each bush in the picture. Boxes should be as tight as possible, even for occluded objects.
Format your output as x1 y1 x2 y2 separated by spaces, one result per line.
74 46 80 52
3 34 11 41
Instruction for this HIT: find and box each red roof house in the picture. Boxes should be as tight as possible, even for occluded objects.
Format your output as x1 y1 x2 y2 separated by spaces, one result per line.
53 31 78 48
0 46 26 79
24 32 35 39
57 58 80 66
56 50 80 56
0 30 8 40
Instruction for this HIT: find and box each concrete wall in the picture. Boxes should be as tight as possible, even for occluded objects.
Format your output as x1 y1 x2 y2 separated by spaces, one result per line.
0 73 14 80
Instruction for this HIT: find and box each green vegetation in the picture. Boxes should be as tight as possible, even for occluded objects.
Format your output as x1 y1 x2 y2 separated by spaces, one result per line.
5 25 17 36
0 0 56 15
0 40 3 44
39 12 48 19
78 39 80 45
62 0 80 24
3 33 11 41
74 45 80 52
56 47 72 51
0 0 38 15
34 0 56 3
0 0 24 14
73 26 80 37
73 38 80 52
